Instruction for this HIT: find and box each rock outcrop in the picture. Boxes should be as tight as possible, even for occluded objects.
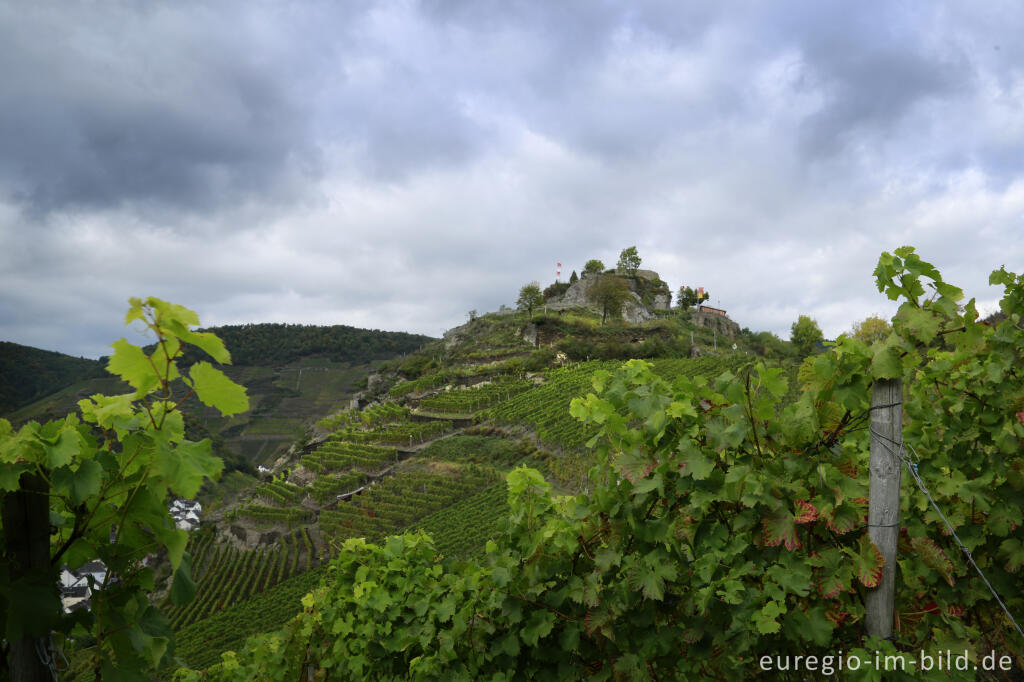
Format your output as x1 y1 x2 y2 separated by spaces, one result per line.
521 322 538 346
549 270 670 321
688 309 741 339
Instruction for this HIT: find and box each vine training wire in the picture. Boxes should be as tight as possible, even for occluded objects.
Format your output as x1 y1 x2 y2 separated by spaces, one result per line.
869 425 1024 640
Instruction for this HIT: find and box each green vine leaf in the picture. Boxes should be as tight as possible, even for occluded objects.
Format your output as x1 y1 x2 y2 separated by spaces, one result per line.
170 554 198 606
810 549 851 599
189 361 249 417
754 600 786 635
107 338 160 397
50 459 102 505
153 433 223 499
520 610 556 647
999 538 1024 573
825 500 863 535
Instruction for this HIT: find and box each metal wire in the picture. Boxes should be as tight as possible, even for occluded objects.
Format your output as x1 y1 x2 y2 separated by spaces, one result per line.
869 425 1024 640
35 632 65 682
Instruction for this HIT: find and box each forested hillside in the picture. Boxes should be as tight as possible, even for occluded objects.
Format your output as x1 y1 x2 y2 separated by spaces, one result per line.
1 324 432 419
2 324 439 487
0 341 106 415
173 323 433 366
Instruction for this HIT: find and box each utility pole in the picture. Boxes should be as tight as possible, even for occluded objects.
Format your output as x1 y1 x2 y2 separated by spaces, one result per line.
866 379 902 639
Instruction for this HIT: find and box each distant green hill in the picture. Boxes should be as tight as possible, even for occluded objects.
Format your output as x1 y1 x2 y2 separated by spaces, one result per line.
174 322 432 367
2 323 432 416
2 324 436 479
0 341 106 415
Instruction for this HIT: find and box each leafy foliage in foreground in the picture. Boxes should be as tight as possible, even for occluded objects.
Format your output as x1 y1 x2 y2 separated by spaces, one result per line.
0 297 247 678
177 250 1024 680
488 356 751 451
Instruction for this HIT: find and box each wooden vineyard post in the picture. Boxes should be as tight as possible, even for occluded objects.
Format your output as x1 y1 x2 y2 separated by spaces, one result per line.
866 378 902 639
2 472 54 682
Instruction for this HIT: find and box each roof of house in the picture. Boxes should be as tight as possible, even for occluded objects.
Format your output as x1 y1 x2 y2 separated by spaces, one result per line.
62 585 89 599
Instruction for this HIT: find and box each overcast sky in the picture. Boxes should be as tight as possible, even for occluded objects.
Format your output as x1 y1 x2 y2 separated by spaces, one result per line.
1 1 1022 359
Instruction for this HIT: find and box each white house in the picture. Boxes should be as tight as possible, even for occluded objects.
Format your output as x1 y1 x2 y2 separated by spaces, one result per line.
169 499 203 531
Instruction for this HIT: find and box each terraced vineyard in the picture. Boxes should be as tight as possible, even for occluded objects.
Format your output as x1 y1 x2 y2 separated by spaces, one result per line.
237 504 312 526
256 478 304 504
405 481 510 559
318 464 501 543
309 471 366 503
417 378 532 414
417 433 530 468
488 355 753 450
165 528 319 631
337 418 455 445
389 362 524 398
300 441 400 474
389 371 450 397
173 561 330 671
456 346 530 361
316 401 409 431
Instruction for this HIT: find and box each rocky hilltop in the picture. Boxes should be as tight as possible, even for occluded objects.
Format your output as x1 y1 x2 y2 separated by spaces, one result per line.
546 269 670 324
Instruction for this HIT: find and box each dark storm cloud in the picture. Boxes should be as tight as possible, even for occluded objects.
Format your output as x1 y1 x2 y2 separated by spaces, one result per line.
778 3 970 161
0 2 320 216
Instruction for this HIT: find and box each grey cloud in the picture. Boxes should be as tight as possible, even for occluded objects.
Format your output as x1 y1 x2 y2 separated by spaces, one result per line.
2 1 1023 359
797 47 967 159
0 2 320 217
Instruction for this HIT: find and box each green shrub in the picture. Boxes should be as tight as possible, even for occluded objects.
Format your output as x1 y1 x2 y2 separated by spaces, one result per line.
524 348 556 371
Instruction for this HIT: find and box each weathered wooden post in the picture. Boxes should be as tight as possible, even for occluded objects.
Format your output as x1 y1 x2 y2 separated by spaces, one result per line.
866 378 902 639
2 472 54 682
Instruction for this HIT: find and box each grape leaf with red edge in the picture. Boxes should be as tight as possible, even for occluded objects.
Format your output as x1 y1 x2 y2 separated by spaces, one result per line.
825 501 863 535
763 511 801 550
809 548 851 599
794 499 818 524
848 534 885 588
910 536 955 587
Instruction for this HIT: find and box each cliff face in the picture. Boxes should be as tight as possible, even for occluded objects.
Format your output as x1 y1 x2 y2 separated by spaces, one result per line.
554 271 671 322
689 309 741 339
558 272 599 308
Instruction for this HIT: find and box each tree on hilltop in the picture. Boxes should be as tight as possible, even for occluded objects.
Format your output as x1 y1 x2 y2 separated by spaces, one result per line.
591 275 630 324
617 246 641 276
791 315 824 357
851 315 892 344
676 286 709 312
583 259 605 275
569 270 578 284
517 282 543 320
